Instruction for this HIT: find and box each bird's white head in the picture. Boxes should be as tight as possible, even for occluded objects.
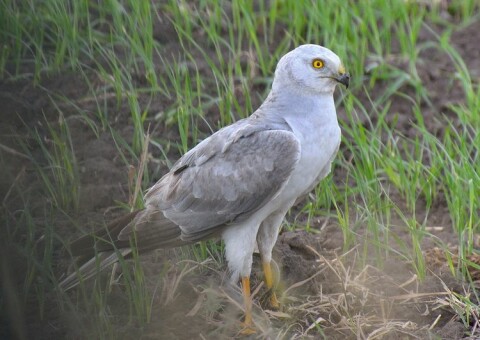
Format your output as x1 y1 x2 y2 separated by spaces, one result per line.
272 44 349 94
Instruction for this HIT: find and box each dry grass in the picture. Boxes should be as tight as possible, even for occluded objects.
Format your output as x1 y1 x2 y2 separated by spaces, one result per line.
145 242 477 339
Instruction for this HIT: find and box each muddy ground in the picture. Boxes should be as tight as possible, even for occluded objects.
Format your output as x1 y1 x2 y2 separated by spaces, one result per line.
1 9 480 340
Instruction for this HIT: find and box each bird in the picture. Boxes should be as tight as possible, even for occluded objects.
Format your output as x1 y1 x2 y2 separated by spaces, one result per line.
59 44 349 334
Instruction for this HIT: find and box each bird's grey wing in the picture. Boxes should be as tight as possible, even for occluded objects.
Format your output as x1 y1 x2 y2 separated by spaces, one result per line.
139 124 300 242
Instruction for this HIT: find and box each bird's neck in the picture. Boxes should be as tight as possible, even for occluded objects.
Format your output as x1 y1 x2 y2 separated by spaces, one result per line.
258 89 338 127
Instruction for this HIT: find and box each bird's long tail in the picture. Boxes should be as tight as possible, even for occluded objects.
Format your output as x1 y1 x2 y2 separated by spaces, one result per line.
58 248 132 291
58 211 141 291
58 206 222 291
58 209 186 291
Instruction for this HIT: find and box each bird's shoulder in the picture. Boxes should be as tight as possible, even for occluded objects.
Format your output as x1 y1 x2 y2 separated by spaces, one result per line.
169 116 298 174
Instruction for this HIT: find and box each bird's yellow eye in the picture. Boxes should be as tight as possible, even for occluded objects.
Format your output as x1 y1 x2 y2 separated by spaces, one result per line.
312 59 324 69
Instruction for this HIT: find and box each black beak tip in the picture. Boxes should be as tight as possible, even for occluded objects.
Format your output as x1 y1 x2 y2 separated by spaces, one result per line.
338 73 350 88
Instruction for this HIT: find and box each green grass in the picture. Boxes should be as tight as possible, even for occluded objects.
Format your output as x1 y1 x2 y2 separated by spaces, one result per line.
1 0 480 338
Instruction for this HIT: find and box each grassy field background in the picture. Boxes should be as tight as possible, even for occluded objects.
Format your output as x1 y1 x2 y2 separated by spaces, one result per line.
1 0 479 338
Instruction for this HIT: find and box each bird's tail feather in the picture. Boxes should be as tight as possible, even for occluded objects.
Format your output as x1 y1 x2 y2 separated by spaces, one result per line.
58 208 187 291
59 248 132 291
58 211 141 291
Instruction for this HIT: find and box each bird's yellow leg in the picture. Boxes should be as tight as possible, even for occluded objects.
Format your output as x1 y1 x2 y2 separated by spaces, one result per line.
240 276 256 335
262 261 280 309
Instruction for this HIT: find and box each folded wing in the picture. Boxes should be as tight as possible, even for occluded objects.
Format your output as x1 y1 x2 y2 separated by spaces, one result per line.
121 121 301 244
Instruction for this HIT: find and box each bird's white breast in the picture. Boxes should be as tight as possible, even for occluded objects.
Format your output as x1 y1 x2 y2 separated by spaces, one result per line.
277 98 341 203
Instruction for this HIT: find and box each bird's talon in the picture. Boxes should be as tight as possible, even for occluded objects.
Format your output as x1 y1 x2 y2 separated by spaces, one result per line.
239 323 257 335
269 293 280 310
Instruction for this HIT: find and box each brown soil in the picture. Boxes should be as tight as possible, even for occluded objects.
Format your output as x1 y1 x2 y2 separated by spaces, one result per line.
1 10 480 340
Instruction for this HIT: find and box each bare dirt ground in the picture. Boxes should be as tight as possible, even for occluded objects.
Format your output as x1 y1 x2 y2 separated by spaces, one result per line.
1 13 480 340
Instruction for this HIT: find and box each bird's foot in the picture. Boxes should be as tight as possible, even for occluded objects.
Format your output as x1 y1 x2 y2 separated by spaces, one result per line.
268 292 280 310
240 312 256 335
239 322 257 335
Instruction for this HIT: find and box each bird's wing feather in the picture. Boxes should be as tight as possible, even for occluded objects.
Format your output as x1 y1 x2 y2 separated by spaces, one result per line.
138 121 300 242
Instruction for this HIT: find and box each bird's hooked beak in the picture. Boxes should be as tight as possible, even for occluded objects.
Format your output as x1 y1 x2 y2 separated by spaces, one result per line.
336 64 350 88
